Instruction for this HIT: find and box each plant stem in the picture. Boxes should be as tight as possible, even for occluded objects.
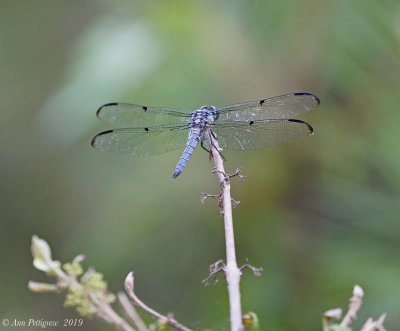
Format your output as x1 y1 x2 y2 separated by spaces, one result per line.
95 302 136 331
125 273 192 331
118 292 149 331
210 138 243 331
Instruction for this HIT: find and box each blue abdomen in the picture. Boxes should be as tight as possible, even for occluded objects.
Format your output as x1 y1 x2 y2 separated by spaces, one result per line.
172 128 201 178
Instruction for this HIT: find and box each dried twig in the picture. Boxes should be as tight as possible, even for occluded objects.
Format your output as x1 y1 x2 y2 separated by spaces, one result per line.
360 313 387 331
202 260 226 286
200 192 240 212
323 285 387 331
92 297 135 331
124 272 192 331
340 284 364 327
210 137 244 331
200 193 222 205
118 292 149 331
239 264 263 276
212 168 246 181
231 198 241 208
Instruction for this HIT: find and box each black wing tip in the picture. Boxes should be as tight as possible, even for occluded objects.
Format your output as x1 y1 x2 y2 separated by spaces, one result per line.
288 119 314 134
294 92 320 105
96 102 119 118
91 129 114 148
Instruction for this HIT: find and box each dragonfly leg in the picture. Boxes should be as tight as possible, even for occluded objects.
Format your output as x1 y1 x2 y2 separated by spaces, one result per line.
200 140 211 154
201 140 215 162
209 130 226 161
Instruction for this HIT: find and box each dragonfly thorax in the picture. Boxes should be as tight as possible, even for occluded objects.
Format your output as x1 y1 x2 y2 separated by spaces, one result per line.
188 106 219 128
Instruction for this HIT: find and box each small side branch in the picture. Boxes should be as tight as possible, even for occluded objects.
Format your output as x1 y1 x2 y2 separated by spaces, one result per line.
361 313 387 331
202 260 263 286
124 272 192 331
340 284 364 327
240 264 263 277
202 260 226 286
200 193 222 208
200 192 240 212
322 285 387 331
231 198 241 208
213 168 246 182
200 168 244 215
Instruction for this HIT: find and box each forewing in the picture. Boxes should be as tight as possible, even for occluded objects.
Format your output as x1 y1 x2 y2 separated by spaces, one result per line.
218 92 320 122
96 103 192 127
211 119 313 150
91 125 189 156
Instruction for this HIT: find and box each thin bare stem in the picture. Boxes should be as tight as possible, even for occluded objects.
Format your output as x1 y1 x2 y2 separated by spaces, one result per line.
361 313 387 331
340 284 364 327
91 294 135 331
124 272 192 331
210 138 244 331
118 292 149 331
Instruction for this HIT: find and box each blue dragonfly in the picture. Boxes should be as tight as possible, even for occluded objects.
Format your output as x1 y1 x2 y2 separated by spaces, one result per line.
91 92 320 178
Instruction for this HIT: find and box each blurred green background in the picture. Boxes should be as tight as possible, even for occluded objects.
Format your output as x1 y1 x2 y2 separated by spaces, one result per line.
1 0 400 330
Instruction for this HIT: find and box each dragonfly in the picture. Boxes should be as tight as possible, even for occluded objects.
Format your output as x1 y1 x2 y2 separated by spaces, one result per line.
91 92 320 178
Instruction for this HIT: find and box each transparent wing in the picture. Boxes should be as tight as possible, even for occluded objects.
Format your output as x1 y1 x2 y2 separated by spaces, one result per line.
91 125 189 156
96 103 192 127
217 92 320 122
211 119 313 150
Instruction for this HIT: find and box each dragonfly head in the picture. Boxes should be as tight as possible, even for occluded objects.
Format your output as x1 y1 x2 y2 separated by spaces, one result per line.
200 105 219 121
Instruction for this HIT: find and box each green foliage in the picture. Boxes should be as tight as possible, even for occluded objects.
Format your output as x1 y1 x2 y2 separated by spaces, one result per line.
30 236 115 318
63 261 84 277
